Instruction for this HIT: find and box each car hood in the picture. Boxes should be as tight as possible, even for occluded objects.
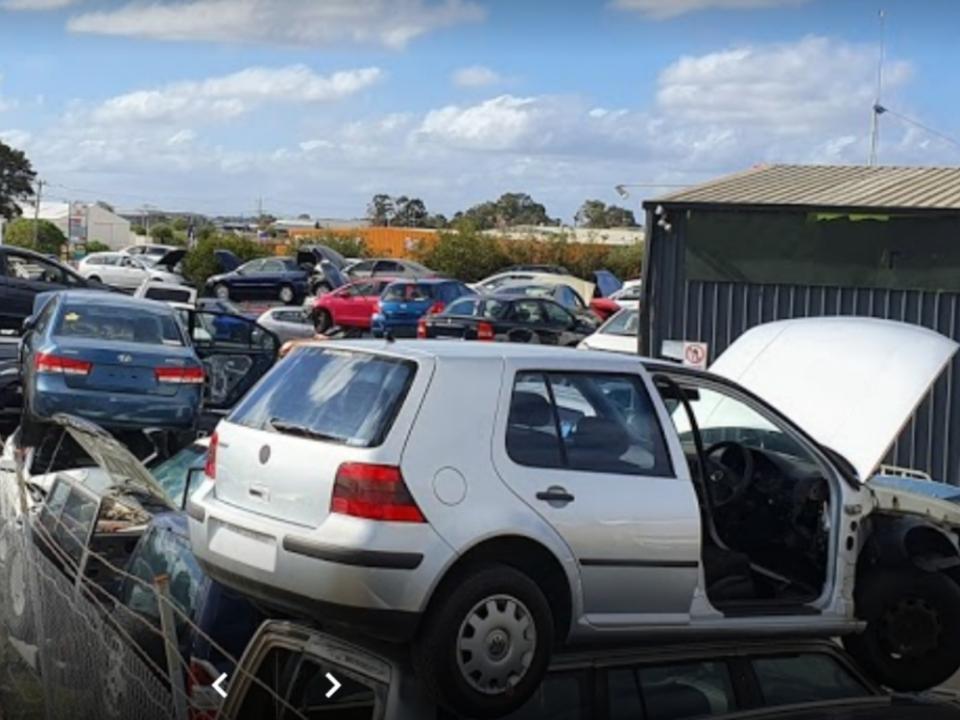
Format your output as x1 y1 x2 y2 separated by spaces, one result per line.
708 318 958 482
214 249 242 273
870 475 960 526
153 248 186 271
51 413 175 508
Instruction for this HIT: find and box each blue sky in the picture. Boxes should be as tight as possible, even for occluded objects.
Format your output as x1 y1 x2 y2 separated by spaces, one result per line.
2 0 959 221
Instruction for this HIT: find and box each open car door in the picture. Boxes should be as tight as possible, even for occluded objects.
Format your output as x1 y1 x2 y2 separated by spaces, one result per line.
182 310 280 422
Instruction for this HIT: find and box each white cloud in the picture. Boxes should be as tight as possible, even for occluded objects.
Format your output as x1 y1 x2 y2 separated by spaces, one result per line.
611 0 808 19
166 129 196 146
0 130 31 148
68 0 483 49
91 65 382 124
452 65 501 88
1 0 78 10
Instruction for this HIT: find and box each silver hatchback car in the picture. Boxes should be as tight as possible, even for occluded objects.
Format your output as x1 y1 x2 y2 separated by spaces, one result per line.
189 318 960 717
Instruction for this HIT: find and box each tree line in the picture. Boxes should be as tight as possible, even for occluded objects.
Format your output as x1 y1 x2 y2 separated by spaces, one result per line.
365 192 638 230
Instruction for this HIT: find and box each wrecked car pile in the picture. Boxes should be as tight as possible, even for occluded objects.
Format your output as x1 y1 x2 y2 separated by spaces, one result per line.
4 293 960 719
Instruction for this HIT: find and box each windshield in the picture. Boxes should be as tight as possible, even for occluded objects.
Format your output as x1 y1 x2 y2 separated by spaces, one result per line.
55 303 184 346
383 283 432 302
600 309 639 337
228 347 416 447
150 443 207 502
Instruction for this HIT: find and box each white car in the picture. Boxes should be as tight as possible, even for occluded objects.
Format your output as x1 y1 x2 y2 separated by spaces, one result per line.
256 306 317 344
120 243 181 267
578 307 639 353
78 250 185 290
472 271 596 305
188 318 960 716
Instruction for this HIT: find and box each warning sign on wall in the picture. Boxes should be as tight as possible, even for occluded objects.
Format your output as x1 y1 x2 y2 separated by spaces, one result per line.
661 340 709 370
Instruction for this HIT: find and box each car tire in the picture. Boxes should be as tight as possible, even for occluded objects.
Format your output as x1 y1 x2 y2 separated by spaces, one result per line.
314 309 332 333
279 285 295 305
4 540 33 640
844 568 960 691
413 563 553 718
214 284 230 300
88 275 102 283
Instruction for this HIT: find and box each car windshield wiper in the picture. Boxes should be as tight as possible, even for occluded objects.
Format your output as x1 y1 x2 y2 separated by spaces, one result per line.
267 418 341 441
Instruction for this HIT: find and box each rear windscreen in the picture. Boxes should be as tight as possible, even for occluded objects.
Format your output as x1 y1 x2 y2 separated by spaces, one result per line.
55 304 184 346
382 283 432 302
228 347 416 448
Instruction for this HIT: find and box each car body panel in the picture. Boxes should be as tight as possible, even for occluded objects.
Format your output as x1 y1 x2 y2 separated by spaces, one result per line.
204 256 309 303
256 307 316 343
709 318 959 481
78 252 183 290
0 247 98 334
578 308 640 354
22 292 204 431
313 278 395 329
371 279 473 338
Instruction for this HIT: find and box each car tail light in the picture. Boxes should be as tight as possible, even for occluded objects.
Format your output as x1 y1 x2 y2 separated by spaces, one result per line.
476 321 494 341
372 300 381 314
427 301 445 315
155 366 205 384
34 352 92 376
417 319 427 339
204 432 218 481
186 658 220 720
331 463 425 523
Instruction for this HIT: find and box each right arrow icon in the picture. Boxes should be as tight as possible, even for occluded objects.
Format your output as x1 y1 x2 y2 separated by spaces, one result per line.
325 672 341 699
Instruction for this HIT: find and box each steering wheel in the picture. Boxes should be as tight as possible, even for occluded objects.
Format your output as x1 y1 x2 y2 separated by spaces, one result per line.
704 441 755 508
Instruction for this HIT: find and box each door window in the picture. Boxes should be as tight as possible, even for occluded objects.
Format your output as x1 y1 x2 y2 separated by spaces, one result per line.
751 653 869 706
374 260 400 274
123 526 203 621
507 372 672 476
240 259 264 274
542 302 574 328
5 252 69 284
608 660 737 720
446 298 479 317
54 488 98 570
350 281 376 297
231 647 381 720
261 259 285 273
511 300 545 325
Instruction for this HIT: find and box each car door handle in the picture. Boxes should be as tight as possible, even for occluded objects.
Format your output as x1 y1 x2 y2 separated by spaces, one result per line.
536 486 575 504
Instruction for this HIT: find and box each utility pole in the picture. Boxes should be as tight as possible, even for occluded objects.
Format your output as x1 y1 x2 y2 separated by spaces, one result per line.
31 179 44 248
868 9 887 166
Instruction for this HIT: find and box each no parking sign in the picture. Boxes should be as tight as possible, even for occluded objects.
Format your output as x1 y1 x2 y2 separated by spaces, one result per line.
682 341 708 369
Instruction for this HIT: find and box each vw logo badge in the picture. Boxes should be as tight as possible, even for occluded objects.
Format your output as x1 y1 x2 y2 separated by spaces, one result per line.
259 445 271 465
117 354 133 364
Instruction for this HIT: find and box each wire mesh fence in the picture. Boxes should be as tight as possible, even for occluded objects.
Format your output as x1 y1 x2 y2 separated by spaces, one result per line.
0 429 312 720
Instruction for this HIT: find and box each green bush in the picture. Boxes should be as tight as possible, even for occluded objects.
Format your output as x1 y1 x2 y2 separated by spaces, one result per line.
3 218 66 255
149 223 175 244
412 221 509 282
85 240 111 254
182 235 268 286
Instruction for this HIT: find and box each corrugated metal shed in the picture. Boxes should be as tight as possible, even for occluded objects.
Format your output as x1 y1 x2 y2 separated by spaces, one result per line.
651 164 960 211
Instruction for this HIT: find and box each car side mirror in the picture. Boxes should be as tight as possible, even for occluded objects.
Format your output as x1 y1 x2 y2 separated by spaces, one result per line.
22 316 36 334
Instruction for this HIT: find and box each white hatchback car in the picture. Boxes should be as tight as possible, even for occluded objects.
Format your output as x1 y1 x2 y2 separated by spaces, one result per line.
189 318 960 716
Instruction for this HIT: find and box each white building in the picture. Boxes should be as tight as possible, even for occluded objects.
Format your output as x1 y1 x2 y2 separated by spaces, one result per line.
15 201 132 250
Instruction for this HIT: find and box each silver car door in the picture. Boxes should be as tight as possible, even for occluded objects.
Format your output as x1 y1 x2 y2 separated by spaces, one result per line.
491 363 700 625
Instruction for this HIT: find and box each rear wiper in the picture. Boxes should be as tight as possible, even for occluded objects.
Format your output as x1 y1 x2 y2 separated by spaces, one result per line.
267 418 340 441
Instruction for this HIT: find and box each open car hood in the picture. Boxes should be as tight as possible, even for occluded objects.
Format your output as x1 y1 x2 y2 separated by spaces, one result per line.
708 318 958 482
153 248 186 271
51 413 175 508
214 249 242 273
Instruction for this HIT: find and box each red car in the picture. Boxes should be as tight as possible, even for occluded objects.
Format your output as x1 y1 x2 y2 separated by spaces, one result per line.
311 278 397 331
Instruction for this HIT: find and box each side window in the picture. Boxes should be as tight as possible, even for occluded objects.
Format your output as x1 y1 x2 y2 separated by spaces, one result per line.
39 481 72 537
34 296 58 335
507 372 672 476
607 661 737 720
353 260 375 273
54 489 98 569
86 256 102 266
375 260 400 273
751 653 869 707
125 528 164 619
447 298 479 316
511 300 545 325
507 373 564 469
262 260 284 273
351 281 375 296
542 302 574 328
242 260 264 274
100 256 118 266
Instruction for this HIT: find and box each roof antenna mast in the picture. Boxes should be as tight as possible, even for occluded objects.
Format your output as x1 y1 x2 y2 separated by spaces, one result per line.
868 9 887 166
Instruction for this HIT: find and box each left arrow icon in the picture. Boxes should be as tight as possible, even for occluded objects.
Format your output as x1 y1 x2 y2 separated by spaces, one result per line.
325 672 341 699
212 672 229 699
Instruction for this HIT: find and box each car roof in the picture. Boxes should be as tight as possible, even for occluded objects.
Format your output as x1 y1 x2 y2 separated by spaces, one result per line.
309 338 649 366
385 278 454 286
55 290 177 313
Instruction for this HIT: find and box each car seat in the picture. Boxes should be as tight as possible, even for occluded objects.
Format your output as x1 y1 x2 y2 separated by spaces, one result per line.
507 391 562 468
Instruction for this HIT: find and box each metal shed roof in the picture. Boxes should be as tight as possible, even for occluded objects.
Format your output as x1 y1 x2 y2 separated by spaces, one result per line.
648 164 960 211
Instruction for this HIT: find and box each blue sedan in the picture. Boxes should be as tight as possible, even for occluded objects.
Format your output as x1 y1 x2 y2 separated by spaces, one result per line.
203 256 309 305
21 291 204 432
371 278 474 338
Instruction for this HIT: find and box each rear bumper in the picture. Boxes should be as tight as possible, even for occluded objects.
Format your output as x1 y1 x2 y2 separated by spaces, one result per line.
370 315 418 338
187 480 455 634
30 380 199 430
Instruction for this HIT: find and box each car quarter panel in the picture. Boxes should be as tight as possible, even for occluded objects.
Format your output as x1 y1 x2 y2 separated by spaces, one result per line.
490 354 702 627
397 354 586 618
